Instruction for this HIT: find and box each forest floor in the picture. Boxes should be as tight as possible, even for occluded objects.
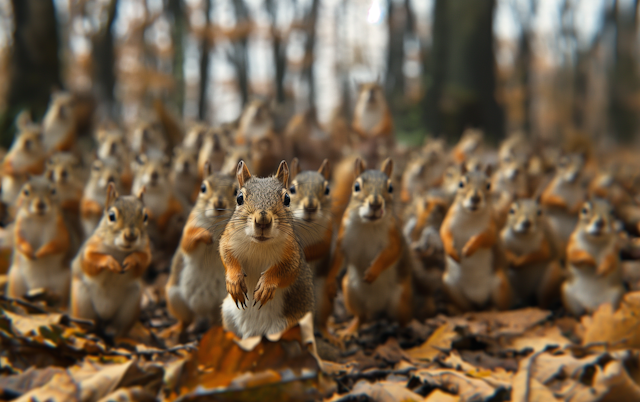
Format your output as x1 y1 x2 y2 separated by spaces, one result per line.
3 256 640 402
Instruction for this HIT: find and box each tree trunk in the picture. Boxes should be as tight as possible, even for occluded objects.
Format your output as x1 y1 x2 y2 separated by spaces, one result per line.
302 0 319 109
265 0 287 104
198 0 212 120
384 0 405 100
92 0 118 118
2 0 61 146
424 0 504 144
231 0 250 107
168 0 186 115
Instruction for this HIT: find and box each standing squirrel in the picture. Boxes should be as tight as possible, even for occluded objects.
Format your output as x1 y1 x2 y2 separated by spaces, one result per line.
562 199 625 315
2 112 47 207
322 158 413 339
501 198 563 308
81 159 124 237
45 152 85 254
42 90 77 153
219 160 314 339
131 154 184 248
439 165 512 312
288 158 333 325
540 153 587 255
70 183 151 337
166 163 238 329
129 120 167 159
7 177 71 304
95 126 133 192
170 146 200 206
197 131 227 177
451 128 484 165
351 82 394 168
235 99 274 145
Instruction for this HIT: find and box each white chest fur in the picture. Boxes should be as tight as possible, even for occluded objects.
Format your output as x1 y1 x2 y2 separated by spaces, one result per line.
180 241 226 319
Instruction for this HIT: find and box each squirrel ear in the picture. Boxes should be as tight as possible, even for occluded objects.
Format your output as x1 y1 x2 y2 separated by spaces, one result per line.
354 158 366 177
203 160 212 177
318 159 331 180
290 158 301 179
237 160 252 187
380 158 393 178
276 160 290 188
105 182 119 209
136 185 146 202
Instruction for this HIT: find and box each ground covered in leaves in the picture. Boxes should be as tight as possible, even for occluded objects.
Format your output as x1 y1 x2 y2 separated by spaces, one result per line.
3 276 640 402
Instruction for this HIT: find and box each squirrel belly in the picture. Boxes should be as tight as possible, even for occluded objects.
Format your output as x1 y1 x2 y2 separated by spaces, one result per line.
221 239 314 339
562 264 624 315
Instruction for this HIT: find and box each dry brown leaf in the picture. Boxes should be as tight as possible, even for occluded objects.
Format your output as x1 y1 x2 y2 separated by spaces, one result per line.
412 368 506 402
424 389 461 402
2 310 64 337
511 352 562 402
582 291 640 350
504 325 572 353
13 371 79 402
337 380 424 402
453 308 552 340
407 322 459 362
375 337 411 365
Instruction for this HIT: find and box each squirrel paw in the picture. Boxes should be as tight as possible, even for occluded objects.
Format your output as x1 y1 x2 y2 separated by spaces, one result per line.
253 277 276 308
363 269 379 284
461 243 475 258
226 273 248 309
103 255 122 273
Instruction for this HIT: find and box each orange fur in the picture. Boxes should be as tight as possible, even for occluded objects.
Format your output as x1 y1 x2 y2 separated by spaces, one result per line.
34 216 70 259
80 240 122 277
15 232 35 259
155 197 183 232
363 225 402 283
397 276 413 326
597 251 619 276
566 246 597 267
540 190 568 209
303 227 333 262
80 199 103 219
462 220 497 257
121 244 152 278
440 218 460 262
506 238 551 268
180 224 213 254
253 242 300 306
221 247 248 307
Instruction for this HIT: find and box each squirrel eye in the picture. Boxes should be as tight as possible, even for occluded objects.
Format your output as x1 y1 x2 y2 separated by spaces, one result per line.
289 185 296 194
233 188 238 196
50 188 56 195
200 183 207 193
509 208 515 215
143 212 148 223
486 183 491 191
237 192 244 206
23 189 29 196
108 210 116 222
458 181 464 188
537 209 542 216
582 207 588 215
325 186 330 196
354 182 361 192
284 193 291 207
388 183 393 193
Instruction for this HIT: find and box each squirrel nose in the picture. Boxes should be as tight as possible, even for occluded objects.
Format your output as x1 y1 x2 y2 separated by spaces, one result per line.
213 197 225 209
183 161 190 171
36 200 46 211
594 218 605 230
124 228 138 243
60 169 68 181
520 220 531 230
106 175 115 183
110 142 117 155
255 212 272 231
470 194 481 204
150 171 159 181
370 201 383 211
304 198 318 213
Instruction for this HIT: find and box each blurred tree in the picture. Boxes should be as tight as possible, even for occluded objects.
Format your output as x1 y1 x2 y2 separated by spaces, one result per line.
199 0 212 120
92 0 118 118
424 0 504 143
301 0 320 110
385 0 414 101
168 0 186 115
265 0 288 104
511 0 535 135
229 0 250 106
2 0 61 146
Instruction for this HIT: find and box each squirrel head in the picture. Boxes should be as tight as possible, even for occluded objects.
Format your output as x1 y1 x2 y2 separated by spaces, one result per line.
578 199 615 240
442 164 464 197
238 99 273 140
11 112 44 156
183 122 209 150
43 91 75 127
349 157 394 223
198 131 226 172
172 146 198 177
100 182 149 251
132 154 171 192
130 121 166 155
494 153 528 198
89 159 122 192
505 198 543 235
355 82 386 109
556 153 584 184
197 162 239 219
455 164 492 213
288 158 331 224
46 152 84 197
231 160 292 244
96 127 127 160
17 176 59 218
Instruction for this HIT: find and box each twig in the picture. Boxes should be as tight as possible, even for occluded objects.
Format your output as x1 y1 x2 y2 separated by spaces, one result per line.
107 341 198 358
0 295 94 327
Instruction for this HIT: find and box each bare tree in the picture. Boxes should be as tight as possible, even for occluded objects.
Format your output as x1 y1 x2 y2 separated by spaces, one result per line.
199 0 212 120
92 0 119 118
229 0 251 106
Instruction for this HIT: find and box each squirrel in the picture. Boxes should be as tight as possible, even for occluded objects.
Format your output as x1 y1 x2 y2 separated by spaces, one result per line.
491 153 530 228
2 112 47 207
131 154 184 248
219 160 314 339
129 120 167 159
95 126 133 191
540 153 587 256
45 152 85 254
439 164 512 312
235 99 275 145
288 157 333 326
42 90 77 153
81 159 124 238
182 122 210 151
197 130 227 177
322 158 413 339
351 82 394 168
170 146 200 206
451 128 484 165
250 135 285 178
70 183 151 337
166 162 238 329
221 145 251 178
562 199 625 315
400 139 448 203
501 198 563 308
6 176 71 305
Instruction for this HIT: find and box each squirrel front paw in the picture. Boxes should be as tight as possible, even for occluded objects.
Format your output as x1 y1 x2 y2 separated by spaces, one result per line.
102 255 122 273
461 242 476 258
226 272 248 309
253 276 277 308
363 268 379 283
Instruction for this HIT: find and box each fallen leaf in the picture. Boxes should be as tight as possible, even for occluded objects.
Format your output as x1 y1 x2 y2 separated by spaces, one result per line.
13 371 79 402
511 352 561 402
335 380 423 402
582 291 640 350
412 368 507 402
407 323 459 362
424 389 461 402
